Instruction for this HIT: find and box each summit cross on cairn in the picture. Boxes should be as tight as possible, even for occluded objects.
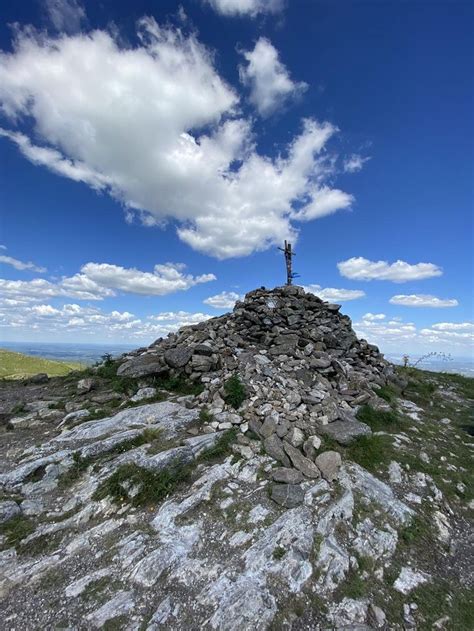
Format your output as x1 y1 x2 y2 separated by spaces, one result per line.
278 240 296 285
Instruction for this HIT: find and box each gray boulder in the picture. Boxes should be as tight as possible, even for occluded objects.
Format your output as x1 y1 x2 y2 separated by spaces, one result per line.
319 420 372 445
117 355 168 378
164 347 192 368
283 442 320 479
270 484 305 508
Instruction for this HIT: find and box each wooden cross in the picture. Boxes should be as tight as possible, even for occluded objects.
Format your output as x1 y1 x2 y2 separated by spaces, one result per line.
278 240 295 285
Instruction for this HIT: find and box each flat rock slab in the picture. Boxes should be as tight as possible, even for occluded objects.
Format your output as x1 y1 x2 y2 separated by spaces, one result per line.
53 402 198 446
319 420 372 445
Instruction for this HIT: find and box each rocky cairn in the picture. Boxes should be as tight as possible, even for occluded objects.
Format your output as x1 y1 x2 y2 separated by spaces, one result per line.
116 285 397 501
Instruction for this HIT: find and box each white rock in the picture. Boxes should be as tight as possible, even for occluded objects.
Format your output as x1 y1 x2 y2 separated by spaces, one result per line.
388 461 404 484
393 567 431 594
65 568 112 598
130 387 157 402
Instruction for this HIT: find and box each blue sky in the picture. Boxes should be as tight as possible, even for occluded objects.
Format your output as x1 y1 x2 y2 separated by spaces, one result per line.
0 0 472 358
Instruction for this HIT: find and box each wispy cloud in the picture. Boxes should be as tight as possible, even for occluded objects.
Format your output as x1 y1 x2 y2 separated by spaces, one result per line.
303 284 365 302
343 154 371 173
389 294 459 308
44 0 86 33
0 248 46 273
203 0 284 18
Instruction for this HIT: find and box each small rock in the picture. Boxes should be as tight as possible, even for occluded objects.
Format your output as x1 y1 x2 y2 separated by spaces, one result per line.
432 615 451 629
368 603 386 628
388 461 403 484
286 427 305 448
303 435 321 459
270 484 305 508
260 416 278 438
130 387 157 403
315 450 341 481
77 378 95 394
62 409 90 425
263 434 291 468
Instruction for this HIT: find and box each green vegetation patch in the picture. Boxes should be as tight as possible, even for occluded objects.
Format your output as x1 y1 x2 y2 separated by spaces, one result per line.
92 462 192 507
0 514 35 548
374 384 399 403
272 545 286 560
223 375 246 409
356 404 407 433
0 349 83 379
59 429 163 487
199 406 214 424
198 428 238 462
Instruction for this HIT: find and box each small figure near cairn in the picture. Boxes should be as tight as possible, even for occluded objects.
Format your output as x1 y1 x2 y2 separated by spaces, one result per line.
278 240 297 285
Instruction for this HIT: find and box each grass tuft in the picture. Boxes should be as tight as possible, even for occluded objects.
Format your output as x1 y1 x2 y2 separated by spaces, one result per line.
223 375 246 409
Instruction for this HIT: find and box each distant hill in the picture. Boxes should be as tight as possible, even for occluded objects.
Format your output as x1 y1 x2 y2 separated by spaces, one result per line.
0 349 83 379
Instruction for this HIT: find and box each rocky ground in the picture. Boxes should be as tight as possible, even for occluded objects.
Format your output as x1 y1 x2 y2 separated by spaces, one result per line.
0 286 472 630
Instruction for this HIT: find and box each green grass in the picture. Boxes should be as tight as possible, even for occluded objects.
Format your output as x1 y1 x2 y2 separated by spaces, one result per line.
93 461 192 506
197 428 237 462
0 514 34 548
59 429 163 487
0 349 83 379
223 375 246 409
374 384 399 403
321 433 395 474
334 570 367 600
356 404 407 432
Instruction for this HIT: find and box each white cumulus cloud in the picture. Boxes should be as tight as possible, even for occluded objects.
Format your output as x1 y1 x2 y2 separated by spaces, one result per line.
431 322 474 331
239 37 307 117
362 313 386 321
0 21 351 259
338 257 442 282
204 291 242 309
303 285 365 302
203 0 284 17
389 294 459 308
0 261 215 302
80 262 216 296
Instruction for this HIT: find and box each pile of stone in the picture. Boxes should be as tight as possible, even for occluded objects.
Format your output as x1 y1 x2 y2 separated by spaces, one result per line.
115 285 398 487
